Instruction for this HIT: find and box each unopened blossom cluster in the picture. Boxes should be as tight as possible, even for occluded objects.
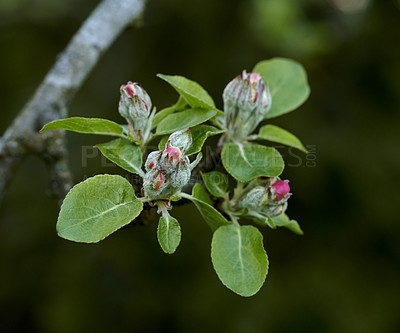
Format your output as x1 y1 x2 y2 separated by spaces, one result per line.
117 70 291 220
239 177 291 219
223 71 272 142
118 82 199 201
119 81 154 141
143 129 195 200
223 71 292 220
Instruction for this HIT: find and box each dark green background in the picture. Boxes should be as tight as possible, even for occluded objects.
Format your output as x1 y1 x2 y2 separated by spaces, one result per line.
1 0 399 332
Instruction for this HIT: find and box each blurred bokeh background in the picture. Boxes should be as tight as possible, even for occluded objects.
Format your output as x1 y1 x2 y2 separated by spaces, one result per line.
1 0 399 332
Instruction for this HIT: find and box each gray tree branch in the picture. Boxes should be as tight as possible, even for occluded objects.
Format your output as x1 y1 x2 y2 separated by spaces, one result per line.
0 0 146 205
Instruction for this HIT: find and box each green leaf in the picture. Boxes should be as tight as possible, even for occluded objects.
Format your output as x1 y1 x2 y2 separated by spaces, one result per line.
211 224 268 297
158 125 224 155
152 97 187 129
222 143 284 182
183 184 231 231
271 214 303 235
158 136 168 150
156 108 217 135
157 213 181 254
253 58 310 119
157 74 215 109
40 117 124 137
258 124 307 153
57 175 143 243
96 138 144 177
192 182 213 206
201 171 228 198
187 125 224 155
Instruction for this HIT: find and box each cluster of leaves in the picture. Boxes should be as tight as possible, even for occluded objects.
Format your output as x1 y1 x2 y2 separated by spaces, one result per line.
41 57 309 297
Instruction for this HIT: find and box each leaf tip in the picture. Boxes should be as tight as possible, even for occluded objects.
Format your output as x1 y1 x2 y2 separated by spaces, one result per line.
39 124 49 133
157 73 168 80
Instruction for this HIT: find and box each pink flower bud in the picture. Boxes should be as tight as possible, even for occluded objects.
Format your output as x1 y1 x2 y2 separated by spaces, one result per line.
154 169 166 191
248 73 261 83
271 180 291 201
163 146 182 165
142 129 195 200
118 82 152 139
143 158 191 200
123 83 135 97
120 82 152 110
145 150 162 172
239 71 271 113
166 128 192 152
223 71 271 141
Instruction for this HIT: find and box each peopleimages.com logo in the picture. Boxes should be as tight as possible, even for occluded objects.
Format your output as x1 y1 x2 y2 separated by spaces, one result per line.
80 144 317 169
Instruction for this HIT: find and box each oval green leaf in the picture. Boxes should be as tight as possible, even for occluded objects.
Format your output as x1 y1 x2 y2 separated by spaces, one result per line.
253 58 310 119
211 224 269 297
96 138 144 177
57 175 143 243
222 143 284 182
258 124 307 153
157 213 181 254
40 117 124 137
156 109 217 135
187 125 224 155
152 97 187 129
201 171 228 198
192 182 213 205
157 74 215 109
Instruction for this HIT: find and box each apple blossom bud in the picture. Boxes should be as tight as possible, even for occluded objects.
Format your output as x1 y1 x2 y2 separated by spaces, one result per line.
223 71 272 141
238 177 291 219
143 168 166 199
118 81 152 140
154 169 166 191
143 130 193 200
238 73 270 118
143 159 191 200
166 128 192 152
145 150 162 172
270 180 291 202
223 75 243 122
120 82 152 114
238 186 269 210
162 146 182 166
169 158 191 188
158 146 184 174
260 179 291 217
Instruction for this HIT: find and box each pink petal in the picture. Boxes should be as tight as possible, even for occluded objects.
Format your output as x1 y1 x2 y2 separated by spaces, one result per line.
272 180 290 201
